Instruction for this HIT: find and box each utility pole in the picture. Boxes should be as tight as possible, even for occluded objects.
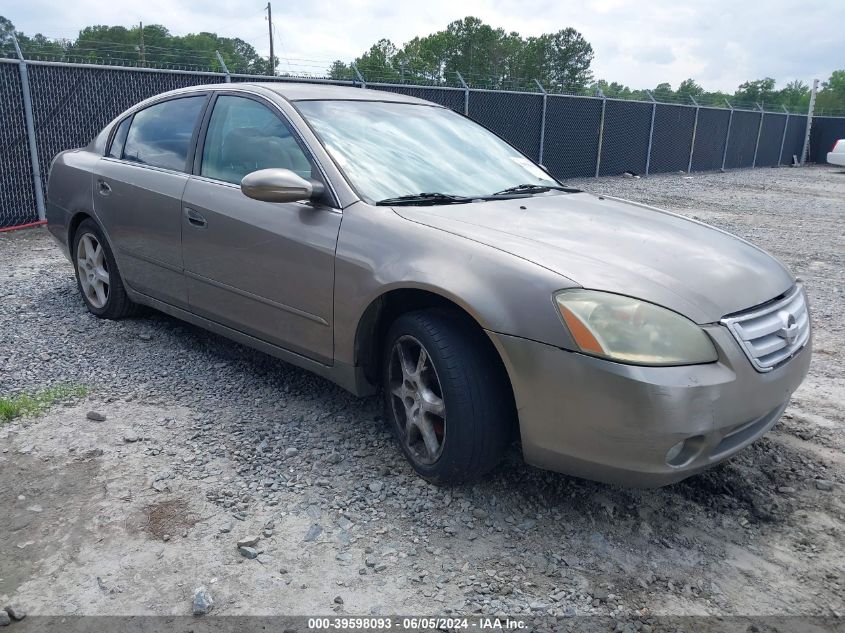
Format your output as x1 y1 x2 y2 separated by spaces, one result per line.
139 22 145 66
266 3 274 76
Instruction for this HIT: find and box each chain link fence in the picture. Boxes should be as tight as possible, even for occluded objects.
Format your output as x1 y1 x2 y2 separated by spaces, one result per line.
649 104 696 174
810 116 845 163
1 57 842 229
367 83 466 114
542 95 602 178
0 61 36 227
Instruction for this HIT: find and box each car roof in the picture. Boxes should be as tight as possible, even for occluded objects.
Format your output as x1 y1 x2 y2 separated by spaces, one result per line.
171 81 439 106
255 82 436 105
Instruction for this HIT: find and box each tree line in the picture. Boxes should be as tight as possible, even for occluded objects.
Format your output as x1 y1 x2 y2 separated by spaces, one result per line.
328 16 594 91
0 16 272 74
593 76 845 113
2 15 844 113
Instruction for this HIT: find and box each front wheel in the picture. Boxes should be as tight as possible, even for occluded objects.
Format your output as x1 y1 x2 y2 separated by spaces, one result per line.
382 310 514 484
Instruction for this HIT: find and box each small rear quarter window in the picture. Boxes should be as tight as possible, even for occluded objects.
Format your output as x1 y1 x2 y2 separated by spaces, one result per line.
108 116 132 159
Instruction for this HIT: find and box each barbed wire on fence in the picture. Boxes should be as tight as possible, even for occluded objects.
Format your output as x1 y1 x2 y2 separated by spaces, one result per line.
7 38 845 114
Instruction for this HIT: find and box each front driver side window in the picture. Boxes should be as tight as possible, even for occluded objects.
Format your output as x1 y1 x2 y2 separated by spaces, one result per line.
201 95 313 186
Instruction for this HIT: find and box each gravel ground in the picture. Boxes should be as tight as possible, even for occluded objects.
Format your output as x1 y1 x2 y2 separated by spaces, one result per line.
0 165 843 627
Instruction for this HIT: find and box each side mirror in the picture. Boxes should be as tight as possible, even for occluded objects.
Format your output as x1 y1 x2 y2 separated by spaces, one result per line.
240 168 324 203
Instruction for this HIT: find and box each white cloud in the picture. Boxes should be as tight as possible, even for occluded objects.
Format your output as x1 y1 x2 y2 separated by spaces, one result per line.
6 0 844 91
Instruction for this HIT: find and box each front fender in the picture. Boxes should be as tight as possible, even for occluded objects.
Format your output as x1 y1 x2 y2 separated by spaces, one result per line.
333 202 579 368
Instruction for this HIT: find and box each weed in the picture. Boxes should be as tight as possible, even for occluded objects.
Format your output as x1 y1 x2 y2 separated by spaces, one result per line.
0 384 89 422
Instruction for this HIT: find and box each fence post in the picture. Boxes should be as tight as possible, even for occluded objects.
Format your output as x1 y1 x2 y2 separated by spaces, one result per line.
12 35 46 222
752 103 764 167
721 99 734 171
594 88 606 178
688 95 700 173
351 62 366 88
777 105 790 166
533 79 547 165
215 51 231 83
456 71 469 117
645 90 657 176
800 79 818 166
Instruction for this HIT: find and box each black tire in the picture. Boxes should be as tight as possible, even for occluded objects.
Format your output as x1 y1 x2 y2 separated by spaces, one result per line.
72 218 138 319
382 309 514 484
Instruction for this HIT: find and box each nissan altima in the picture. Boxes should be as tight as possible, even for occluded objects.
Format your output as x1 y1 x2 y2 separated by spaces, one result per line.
46 83 811 486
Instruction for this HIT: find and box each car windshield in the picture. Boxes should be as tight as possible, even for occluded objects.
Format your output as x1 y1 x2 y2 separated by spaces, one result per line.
294 100 559 203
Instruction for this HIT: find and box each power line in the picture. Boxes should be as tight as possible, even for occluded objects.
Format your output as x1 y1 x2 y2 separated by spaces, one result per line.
271 22 292 73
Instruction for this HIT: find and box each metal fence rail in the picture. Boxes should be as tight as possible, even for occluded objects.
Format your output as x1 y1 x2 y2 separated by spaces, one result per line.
0 57 842 229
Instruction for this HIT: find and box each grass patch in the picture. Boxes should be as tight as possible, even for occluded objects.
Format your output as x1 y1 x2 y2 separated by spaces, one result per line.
0 384 89 423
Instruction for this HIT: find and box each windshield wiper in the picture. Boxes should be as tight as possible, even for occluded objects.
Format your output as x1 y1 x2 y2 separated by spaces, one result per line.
376 192 474 206
489 183 581 197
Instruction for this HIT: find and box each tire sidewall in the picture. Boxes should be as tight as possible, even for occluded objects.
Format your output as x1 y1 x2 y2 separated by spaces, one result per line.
382 313 482 483
72 220 115 317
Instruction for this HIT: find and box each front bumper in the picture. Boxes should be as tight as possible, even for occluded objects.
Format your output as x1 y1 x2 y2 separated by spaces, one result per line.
488 324 811 487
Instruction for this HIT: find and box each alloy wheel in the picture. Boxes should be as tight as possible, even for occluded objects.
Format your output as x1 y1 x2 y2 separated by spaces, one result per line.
387 335 446 465
76 233 110 309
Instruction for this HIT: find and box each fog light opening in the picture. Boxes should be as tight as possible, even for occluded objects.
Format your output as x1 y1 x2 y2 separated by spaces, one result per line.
665 435 706 468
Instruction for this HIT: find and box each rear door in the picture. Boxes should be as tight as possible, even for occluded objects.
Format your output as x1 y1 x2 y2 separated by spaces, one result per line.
181 93 341 363
95 94 208 308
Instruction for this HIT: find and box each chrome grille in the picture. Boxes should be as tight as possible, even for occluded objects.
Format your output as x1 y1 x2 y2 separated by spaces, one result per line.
722 284 810 372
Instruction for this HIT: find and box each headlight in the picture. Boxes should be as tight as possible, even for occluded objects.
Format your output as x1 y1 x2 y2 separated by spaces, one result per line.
553 289 718 366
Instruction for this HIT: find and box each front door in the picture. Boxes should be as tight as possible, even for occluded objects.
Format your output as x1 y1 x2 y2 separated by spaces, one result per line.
94 95 208 307
181 94 341 364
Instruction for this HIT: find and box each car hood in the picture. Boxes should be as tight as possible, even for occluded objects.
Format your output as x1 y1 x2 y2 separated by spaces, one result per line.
393 192 794 324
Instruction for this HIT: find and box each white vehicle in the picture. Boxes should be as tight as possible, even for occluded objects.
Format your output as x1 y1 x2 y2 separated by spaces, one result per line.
828 139 845 166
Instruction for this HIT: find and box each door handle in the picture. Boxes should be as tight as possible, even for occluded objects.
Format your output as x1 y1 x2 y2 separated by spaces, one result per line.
184 207 207 228
97 179 111 196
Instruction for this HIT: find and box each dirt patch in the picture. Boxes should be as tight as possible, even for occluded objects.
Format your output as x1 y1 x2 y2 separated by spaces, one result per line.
140 498 203 541
0 453 102 597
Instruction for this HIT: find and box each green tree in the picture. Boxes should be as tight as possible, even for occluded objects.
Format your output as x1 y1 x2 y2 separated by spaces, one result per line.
519 28 594 89
815 70 845 114
354 39 401 82
341 16 594 90
651 82 673 101
328 60 355 80
1 15 273 73
590 80 632 98
1 15 19 50
697 90 731 108
777 80 809 111
822 70 845 93
734 77 777 107
1 16 66 58
676 78 704 101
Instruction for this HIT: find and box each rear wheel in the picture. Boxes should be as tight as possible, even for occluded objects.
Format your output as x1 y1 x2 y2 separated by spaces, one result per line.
383 310 514 484
72 219 137 319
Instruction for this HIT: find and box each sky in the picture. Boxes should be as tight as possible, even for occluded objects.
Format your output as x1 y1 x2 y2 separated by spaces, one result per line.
4 0 844 91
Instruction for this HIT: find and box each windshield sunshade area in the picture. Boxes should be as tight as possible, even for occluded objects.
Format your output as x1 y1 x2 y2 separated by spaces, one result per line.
294 100 560 203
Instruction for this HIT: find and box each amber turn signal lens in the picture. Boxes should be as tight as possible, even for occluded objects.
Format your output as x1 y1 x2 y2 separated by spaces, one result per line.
557 304 605 355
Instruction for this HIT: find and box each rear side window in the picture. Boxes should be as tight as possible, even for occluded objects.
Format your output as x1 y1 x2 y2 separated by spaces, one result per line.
123 96 206 171
108 116 132 159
